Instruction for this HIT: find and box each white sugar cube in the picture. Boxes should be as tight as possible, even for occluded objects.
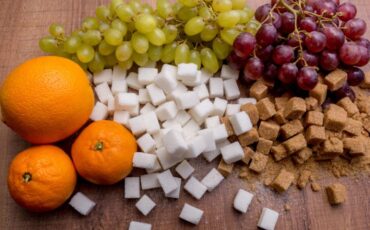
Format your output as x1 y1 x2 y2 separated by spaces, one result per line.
182 70 201 87
137 133 156 153
145 158 162 174
212 124 229 143
126 72 143 90
129 221 152 230
233 189 254 213
115 93 139 110
175 160 195 179
212 97 228 116
189 99 214 124
147 83 166 106
194 84 209 101
144 112 160 134
138 89 150 104
95 82 114 104
238 97 257 105
201 168 224 192
202 149 220 162
161 64 178 79
162 119 181 129
69 192 96 216
226 104 241 116
167 82 188 100
128 115 146 136
113 111 130 125
198 129 217 152
141 173 160 190
186 135 207 158
90 102 108 121
205 116 221 129
165 177 181 199
155 71 178 94
152 132 163 148
107 97 115 115
182 119 200 140
174 91 200 110
113 65 126 78
223 79 240 100
138 67 158 85
135 194 156 216
178 63 198 81
155 101 178 121
140 103 156 114
220 64 239 80
209 78 224 98
155 147 183 170
179 204 204 225
220 142 244 164
128 104 139 116
133 152 157 169
163 129 188 156
94 69 112 85
258 208 279 230
125 177 140 199
157 170 178 195
199 69 212 84
229 112 253 135
175 110 192 126
111 68 127 95
184 176 207 200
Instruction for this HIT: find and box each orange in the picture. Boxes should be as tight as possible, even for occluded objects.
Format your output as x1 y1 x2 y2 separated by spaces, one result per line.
0 56 94 144
71 120 137 185
7 145 77 212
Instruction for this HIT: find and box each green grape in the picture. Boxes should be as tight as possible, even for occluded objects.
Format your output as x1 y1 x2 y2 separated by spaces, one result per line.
99 22 110 33
212 0 233 12
104 53 119 67
184 17 205 36
49 23 65 39
127 21 135 32
220 27 240 45
156 16 165 28
110 0 124 11
200 23 219 42
161 42 176 63
238 10 249 24
129 0 143 14
132 52 149 66
115 41 133 61
134 14 157 34
157 0 173 18
241 7 254 23
76 44 95 63
200 48 219 73
111 19 128 35
173 2 183 14
177 7 198 22
142 4 153 14
39 36 59 53
231 0 245 10
179 0 199 7
189 50 201 69
98 40 115 56
245 19 260 35
217 10 240 28
148 45 162 62
96 5 111 22
118 58 133 70
71 30 84 37
88 53 105 73
82 17 100 31
70 55 88 70
163 25 178 44
64 35 82 54
116 4 134 22
212 37 232 60
104 28 123 46
131 32 149 54
175 43 190 65
81 30 102 46
146 28 166 46
199 6 212 20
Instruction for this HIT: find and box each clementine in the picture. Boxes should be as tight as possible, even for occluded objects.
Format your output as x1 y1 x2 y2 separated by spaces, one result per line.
71 120 137 185
7 145 77 212
0 56 94 144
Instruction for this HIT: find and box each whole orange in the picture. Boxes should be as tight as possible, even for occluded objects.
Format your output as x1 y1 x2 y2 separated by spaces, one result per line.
71 120 137 185
7 145 77 212
0 56 94 144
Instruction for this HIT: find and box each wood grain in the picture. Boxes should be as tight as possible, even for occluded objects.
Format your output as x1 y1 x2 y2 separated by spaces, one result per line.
0 1 370 229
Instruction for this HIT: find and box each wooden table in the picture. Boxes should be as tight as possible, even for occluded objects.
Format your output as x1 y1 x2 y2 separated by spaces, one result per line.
1 0 370 229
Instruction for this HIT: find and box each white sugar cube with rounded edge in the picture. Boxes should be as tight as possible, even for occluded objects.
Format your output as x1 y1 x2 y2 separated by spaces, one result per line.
155 147 183 170
138 67 158 85
223 79 240 100
128 115 146 136
226 104 241 116
220 64 239 80
182 119 200 140
93 69 112 85
165 177 181 199
209 78 224 98
199 68 212 84
205 116 221 129
201 168 224 192
175 110 192 126
161 64 178 79
111 71 127 95
157 169 178 195
95 82 114 104
174 91 200 110
193 84 209 100
189 99 214 124
145 158 162 174
186 135 207 158
238 97 257 105
125 177 140 199
137 133 156 153
107 97 115 115
138 88 150 104
146 83 166 106
182 70 201 87
198 129 217 152
155 101 178 121
128 221 152 230
202 149 220 162
177 63 198 81
212 124 229 143
233 189 254 213
115 93 139 110
140 103 156 114
152 132 163 149
163 129 188 156
184 176 207 200
212 97 228 116
128 104 139 116
141 173 160 190
155 71 178 94
179 203 204 225
69 192 96 216
135 194 156 216
113 111 130 125
162 119 181 129
175 160 194 179
90 102 108 121
229 112 253 135
126 72 143 90
133 152 157 169
167 82 188 100
220 142 244 164
258 208 279 230
144 112 160 134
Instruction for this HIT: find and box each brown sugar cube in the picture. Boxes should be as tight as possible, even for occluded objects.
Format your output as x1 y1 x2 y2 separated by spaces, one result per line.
344 118 363 136
273 109 287 125
305 97 319 110
242 147 255 164
323 137 343 157
271 144 288 161
343 137 366 156
271 169 295 192
240 103 259 125
283 133 307 154
238 128 259 147
305 125 326 145
311 182 321 192
256 98 276 120
275 97 289 111
218 159 234 177
309 83 328 105
220 116 235 136
283 97 306 120
280 120 304 139
256 138 273 155
324 104 348 132
228 135 238 142
326 183 347 205
249 152 268 173
297 170 312 189
249 81 268 100
324 69 347 91
360 71 370 89
305 111 324 126
258 121 280 141
337 97 359 117
293 147 313 164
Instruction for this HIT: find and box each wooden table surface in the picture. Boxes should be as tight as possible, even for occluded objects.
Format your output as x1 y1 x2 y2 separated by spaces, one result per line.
1 0 370 229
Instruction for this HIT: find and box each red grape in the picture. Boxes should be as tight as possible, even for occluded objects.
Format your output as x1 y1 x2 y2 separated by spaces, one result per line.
264 63 278 81
299 17 317 32
337 2 357 22
297 67 318 90
270 12 282 29
243 57 264 80
227 51 246 70
356 45 370 66
333 83 355 101
314 1 337 17
280 12 295 34
339 42 361 65
299 51 319 67
256 24 278 47
255 4 271 22
233 32 256 59
355 38 370 50
346 67 364 86
278 63 298 84
272 45 294 65
343 18 367 40
321 26 345 51
256 45 274 62
320 50 339 71
287 32 305 47
303 5 314 13
304 31 327 53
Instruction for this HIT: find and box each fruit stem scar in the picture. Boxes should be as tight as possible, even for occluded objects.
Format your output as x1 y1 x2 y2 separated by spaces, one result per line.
95 141 104 151
22 172 32 183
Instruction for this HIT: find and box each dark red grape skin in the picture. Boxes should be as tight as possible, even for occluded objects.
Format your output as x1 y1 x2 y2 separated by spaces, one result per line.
339 42 361 65
297 67 318 90
305 31 327 53
333 83 356 102
303 5 314 13
299 17 317 32
243 57 264 80
270 12 282 29
227 51 246 70
278 63 298 84
321 26 345 51
314 1 337 17
256 24 278 47
343 18 367 40
280 12 295 35
320 50 339 71
256 45 274 62
272 45 294 65
255 4 271 22
356 45 370 66
298 51 319 67
337 2 357 22
287 32 305 47
346 67 365 86
233 32 256 59
264 63 278 81
356 38 370 50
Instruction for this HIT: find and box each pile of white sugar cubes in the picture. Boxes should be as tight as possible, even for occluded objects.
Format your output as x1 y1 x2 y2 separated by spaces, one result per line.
68 63 280 230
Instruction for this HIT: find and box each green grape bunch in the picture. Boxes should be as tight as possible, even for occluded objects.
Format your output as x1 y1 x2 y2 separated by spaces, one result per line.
39 0 259 74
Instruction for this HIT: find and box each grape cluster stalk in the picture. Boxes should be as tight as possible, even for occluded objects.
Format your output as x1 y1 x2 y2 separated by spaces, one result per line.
39 0 260 74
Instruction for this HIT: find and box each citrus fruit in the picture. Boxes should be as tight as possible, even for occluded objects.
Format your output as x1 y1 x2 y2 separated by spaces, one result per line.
71 120 137 185
7 145 77 212
0 56 94 144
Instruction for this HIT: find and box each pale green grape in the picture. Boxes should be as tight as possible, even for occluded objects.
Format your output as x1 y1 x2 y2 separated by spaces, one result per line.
238 10 249 24
76 44 95 63
39 36 59 53
129 0 143 13
135 14 157 34
217 10 240 28
111 19 128 35
118 58 133 70
245 19 260 35
184 17 205 36
163 25 178 44
49 23 65 39
131 32 149 54
187 34 202 43
199 6 212 20
116 4 134 22
179 0 199 7
70 55 88 70
104 28 123 46
64 35 82 54
99 22 110 33
96 5 111 22
189 50 201 69
156 16 165 28
127 21 135 32
212 37 231 60
132 52 149 66
212 0 233 12
177 7 198 22
200 48 219 73
220 27 240 45
157 0 173 18
98 40 115 56
115 41 133 61
88 53 105 73
173 2 183 14
231 0 245 10
82 30 102 46
142 3 154 14
71 30 84 37
146 28 166 46
148 45 162 62
175 43 190 65
105 53 118 67
242 7 254 23
161 42 176 63
110 0 124 11
82 17 99 31
200 23 218 42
